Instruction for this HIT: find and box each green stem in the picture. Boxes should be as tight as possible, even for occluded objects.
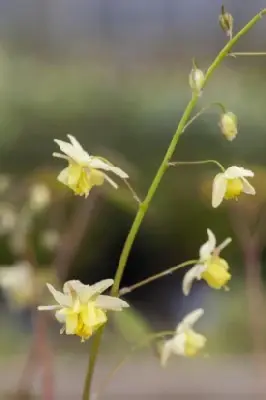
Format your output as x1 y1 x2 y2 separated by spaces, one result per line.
169 159 225 171
82 326 104 400
95 330 175 399
183 102 226 132
83 9 266 399
229 52 266 57
119 259 198 295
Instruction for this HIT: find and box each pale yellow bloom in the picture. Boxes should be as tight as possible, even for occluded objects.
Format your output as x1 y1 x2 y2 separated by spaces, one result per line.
29 183 51 211
53 135 128 197
38 279 129 341
183 229 231 295
0 262 35 308
212 166 255 208
161 309 206 366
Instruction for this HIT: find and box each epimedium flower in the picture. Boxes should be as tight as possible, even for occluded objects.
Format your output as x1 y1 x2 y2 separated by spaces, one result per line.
182 229 231 296
53 135 129 197
212 166 255 208
38 279 129 342
161 308 206 366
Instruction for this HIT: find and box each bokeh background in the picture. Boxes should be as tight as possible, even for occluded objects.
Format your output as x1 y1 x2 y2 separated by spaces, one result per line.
1 0 266 398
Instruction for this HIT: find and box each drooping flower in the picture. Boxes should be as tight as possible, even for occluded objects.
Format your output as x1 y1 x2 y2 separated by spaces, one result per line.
53 135 128 197
219 112 237 141
212 166 255 208
182 229 231 296
161 308 206 366
38 279 129 342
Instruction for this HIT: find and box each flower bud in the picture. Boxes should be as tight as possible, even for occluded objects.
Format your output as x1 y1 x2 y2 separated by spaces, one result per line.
219 6 233 39
189 67 205 94
219 112 238 141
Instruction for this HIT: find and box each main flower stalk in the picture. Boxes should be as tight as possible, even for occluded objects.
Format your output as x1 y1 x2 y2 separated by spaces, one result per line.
83 9 266 400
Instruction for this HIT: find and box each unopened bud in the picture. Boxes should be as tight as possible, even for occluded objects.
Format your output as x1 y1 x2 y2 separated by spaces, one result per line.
219 6 233 39
189 67 205 94
219 112 237 141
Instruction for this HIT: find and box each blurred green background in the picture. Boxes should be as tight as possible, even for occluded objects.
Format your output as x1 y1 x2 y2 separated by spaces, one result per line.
0 0 266 398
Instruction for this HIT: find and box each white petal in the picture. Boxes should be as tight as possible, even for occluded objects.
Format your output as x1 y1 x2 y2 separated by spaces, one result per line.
46 283 72 307
55 310 66 323
67 135 86 153
65 313 78 335
52 152 69 160
57 167 70 185
54 139 90 164
103 173 118 189
241 178 256 195
95 295 129 311
89 158 129 179
216 237 232 253
224 166 254 179
38 305 61 311
89 279 114 296
182 265 205 296
160 339 175 367
212 173 227 208
171 333 186 356
199 229 216 260
177 309 204 333
63 280 85 295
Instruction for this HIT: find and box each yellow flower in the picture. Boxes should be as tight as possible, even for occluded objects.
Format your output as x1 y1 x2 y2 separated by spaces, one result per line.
182 229 231 295
161 309 206 366
219 112 237 141
53 135 128 197
38 279 129 342
212 166 255 208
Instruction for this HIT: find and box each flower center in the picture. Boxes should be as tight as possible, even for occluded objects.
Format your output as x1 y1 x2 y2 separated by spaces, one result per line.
202 256 231 289
75 315 93 341
224 178 243 199
184 330 206 357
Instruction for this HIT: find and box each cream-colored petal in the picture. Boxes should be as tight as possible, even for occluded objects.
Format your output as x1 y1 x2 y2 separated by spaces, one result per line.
52 152 69 160
65 313 78 335
89 279 114 296
182 265 206 296
89 158 129 179
63 280 85 295
212 174 227 208
161 339 175 367
38 305 61 311
177 309 204 333
67 135 86 153
57 167 70 185
55 309 66 323
46 283 72 307
95 295 129 311
199 229 216 260
224 166 254 179
171 333 186 356
103 173 118 189
216 237 232 253
54 139 90 164
241 178 256 195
